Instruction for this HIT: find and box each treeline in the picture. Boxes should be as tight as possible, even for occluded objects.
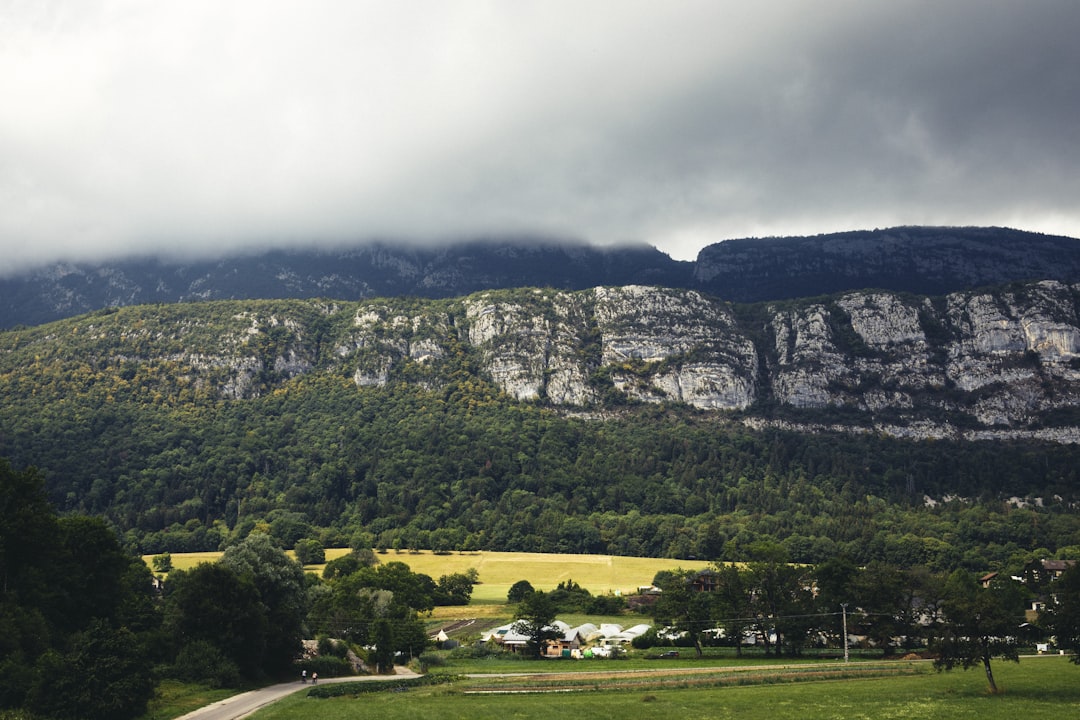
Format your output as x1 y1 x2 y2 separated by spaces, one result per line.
2 368 1079 572
643 549 1080 694
0 459 476 718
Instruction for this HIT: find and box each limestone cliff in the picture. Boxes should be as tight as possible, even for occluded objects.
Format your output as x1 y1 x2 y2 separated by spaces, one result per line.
7 281 1080 443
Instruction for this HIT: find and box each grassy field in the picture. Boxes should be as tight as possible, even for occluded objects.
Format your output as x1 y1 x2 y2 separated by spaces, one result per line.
145 548 708 603
249 656 1080 720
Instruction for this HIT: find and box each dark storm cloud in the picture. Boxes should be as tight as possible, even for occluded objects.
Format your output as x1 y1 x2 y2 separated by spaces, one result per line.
1 1 1077 274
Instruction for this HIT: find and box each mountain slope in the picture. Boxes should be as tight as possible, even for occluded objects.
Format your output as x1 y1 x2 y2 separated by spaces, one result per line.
3 226 1080 329
0 240 692 329
694 226 1080 301
3 284 1079 564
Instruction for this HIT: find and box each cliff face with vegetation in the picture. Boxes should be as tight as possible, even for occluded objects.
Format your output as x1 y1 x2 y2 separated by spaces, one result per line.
6 281 1080 441
5 282 1080 564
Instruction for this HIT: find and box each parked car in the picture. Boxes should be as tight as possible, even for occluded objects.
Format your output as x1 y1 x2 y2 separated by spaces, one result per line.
659 650 679 658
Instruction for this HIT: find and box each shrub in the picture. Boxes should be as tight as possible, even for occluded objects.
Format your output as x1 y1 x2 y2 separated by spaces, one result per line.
418 652 447 672
171 640 242 689
449 644 502 660
306 674 458 698
295 538 326 565
296 655 354 678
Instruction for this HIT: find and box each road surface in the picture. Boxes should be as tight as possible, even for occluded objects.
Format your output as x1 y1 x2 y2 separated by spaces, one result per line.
175 667 420 720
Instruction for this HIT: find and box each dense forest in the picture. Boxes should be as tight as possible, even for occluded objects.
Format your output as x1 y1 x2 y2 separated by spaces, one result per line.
1 323 1078 573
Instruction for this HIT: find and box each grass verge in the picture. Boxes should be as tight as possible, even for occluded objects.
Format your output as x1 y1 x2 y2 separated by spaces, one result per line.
139 679 239 720
248 656 1080 720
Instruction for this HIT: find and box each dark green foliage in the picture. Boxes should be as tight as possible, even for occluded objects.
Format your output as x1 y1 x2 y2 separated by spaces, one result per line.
295 538 326 566
507 579 535 604
434 572 475 605
28 620 155 720
305 673 458 698
513 590 560 659
933 572 1026 694
219 533 307 677
548 578 593 612
1039 564 1080 663
170 639 241 688
587 592 627 614
372 618 395 673
164 563 269 681
305 561 431 662
0 460 163 717
295 654 353 678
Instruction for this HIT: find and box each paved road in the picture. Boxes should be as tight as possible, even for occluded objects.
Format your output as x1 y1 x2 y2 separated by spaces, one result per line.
175 667 420 720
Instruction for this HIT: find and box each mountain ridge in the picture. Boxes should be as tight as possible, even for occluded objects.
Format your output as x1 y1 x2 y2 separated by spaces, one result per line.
4 226 1080 329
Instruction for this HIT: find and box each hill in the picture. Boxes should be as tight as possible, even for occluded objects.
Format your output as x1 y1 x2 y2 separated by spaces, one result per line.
3 226 1080 329
3 285 1080 568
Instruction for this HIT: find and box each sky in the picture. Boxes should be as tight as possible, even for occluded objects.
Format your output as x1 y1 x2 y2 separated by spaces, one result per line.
1 0 1078 274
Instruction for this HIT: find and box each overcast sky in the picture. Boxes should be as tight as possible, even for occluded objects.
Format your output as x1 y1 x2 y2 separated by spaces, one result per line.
1 0 1078 274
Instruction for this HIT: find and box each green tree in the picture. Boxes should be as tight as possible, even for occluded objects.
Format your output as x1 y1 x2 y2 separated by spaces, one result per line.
434 572 475 605
507 579 535 604
513 590 560 659
652 569 715 657
712 563 753 656
28 619 156 720
933 572 1026 694
747 543 815 656
220 533 307 676
1040 563 1080 664
294 538 326 566
165 563 269 681
372 618 395 673
852 562 907 656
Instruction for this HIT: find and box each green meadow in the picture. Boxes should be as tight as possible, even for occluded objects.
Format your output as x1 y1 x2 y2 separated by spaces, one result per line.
250 656 1080 720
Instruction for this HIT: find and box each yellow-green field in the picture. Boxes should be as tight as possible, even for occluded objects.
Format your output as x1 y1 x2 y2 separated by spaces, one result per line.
144 549 708 603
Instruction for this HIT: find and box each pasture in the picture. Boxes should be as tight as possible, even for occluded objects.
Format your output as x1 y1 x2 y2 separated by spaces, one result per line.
248 655 1080 720
145 548 709 603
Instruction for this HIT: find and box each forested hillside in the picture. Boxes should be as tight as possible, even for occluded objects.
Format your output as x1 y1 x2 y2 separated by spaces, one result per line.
2 287 1079 572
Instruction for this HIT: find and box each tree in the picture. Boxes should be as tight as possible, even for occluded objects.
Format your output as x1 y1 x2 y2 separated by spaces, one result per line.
152 552 174 573
0 460 163 715
165 563 269 681
712 563 753 656
294 538 326 566
933 571 1025 694
434 572 475 605
852 562 906 656
513 590 560 658
507 579 535 604
28 620 156 720
1040 563 1080 663
220 533 307 676
746 543 815 656
652 569 716 657
372 618 395 673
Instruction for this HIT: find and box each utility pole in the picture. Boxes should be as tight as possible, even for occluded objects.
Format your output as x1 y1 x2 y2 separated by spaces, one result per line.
841 603 849 663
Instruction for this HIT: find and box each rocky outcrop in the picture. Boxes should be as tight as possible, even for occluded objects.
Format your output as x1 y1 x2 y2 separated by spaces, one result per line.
8 281 1080 442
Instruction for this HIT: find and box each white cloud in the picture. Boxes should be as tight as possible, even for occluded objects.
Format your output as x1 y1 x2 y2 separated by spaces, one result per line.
1 0 1078 271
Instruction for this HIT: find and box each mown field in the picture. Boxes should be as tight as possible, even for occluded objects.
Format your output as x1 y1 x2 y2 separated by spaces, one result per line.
249 656 1080 720
146 548 709 603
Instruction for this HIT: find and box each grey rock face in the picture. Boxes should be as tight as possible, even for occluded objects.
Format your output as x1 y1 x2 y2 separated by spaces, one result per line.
16 281 1080 442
